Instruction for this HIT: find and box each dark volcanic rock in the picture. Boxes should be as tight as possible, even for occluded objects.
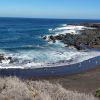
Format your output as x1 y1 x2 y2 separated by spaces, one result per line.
0 54 13 63
82 23 100 28
0 54 5 61
49 35 56 43
42 23 100 50
80 29 100 48
42 36 47 40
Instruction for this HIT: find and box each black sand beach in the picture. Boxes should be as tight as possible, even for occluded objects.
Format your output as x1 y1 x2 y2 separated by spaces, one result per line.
33 65 100 94
0 56 100 78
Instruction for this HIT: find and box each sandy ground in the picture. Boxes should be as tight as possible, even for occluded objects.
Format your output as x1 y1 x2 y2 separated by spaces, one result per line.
32 65 100 94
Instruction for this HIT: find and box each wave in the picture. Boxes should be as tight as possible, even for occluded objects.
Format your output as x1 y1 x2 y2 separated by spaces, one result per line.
54 25 85 31
48 25 91 35
60 24 67 27
0 46 100 69
0 45 46 50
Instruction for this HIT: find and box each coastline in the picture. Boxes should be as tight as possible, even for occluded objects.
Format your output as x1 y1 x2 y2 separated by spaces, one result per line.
0 55 99 78
0 19 100 99
0 56 99 96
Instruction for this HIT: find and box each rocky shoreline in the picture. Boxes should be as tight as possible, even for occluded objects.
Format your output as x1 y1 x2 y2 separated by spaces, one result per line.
0 23 100 67
42 23 100 50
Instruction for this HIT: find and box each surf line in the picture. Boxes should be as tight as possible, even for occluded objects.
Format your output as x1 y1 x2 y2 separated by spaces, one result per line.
0 56 100 78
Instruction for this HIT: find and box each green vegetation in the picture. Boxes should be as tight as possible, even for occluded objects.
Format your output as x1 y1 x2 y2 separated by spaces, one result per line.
95 88 100 98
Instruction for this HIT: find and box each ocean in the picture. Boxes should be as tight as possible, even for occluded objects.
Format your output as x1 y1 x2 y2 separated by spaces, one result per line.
0 17 100 68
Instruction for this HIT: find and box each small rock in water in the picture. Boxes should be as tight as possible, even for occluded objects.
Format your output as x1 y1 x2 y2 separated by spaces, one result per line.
42 36 47 40
0 54 5 61
0 54 13 64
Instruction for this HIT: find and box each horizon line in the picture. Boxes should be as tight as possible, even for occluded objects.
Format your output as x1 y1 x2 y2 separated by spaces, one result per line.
0 16 100 20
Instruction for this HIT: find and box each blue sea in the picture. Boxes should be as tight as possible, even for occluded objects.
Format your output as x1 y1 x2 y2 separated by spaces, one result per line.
0 17 100 68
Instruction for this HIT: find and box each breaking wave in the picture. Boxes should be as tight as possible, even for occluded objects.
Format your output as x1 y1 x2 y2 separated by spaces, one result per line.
0 18 100 69
0 45 100 69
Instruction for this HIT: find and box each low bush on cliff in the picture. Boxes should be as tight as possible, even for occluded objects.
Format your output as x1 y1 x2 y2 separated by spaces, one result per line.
95 88 100 98
0 77 98 100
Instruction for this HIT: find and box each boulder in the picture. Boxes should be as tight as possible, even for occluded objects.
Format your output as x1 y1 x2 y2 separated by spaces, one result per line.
42 36 47 40
0 54 5 61
0 54 13 63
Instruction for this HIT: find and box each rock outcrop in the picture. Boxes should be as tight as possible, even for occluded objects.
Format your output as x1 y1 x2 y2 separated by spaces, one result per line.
42 24 100 50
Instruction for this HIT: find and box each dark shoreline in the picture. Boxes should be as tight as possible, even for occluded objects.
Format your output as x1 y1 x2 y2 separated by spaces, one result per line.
35 65 100 94
0 56 99 95
0 56 100 78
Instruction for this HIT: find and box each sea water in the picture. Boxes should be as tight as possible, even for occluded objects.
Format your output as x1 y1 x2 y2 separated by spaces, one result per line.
0 17 100 68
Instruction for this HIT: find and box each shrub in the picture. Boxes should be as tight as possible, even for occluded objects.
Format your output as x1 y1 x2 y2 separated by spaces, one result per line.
95 88 100 98
0 77 98 100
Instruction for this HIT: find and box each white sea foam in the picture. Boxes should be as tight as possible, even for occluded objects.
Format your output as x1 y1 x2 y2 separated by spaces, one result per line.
49 29 53 31
1 59 10 64
48 40 65 47
54 25 85 31
48 25 90 35
60 24 67 27
0 46 100 69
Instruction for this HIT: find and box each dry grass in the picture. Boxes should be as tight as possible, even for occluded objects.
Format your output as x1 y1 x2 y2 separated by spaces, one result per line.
0 77 98 100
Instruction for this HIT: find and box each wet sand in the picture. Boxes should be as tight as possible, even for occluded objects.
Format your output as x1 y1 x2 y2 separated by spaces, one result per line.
33 65 100 94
